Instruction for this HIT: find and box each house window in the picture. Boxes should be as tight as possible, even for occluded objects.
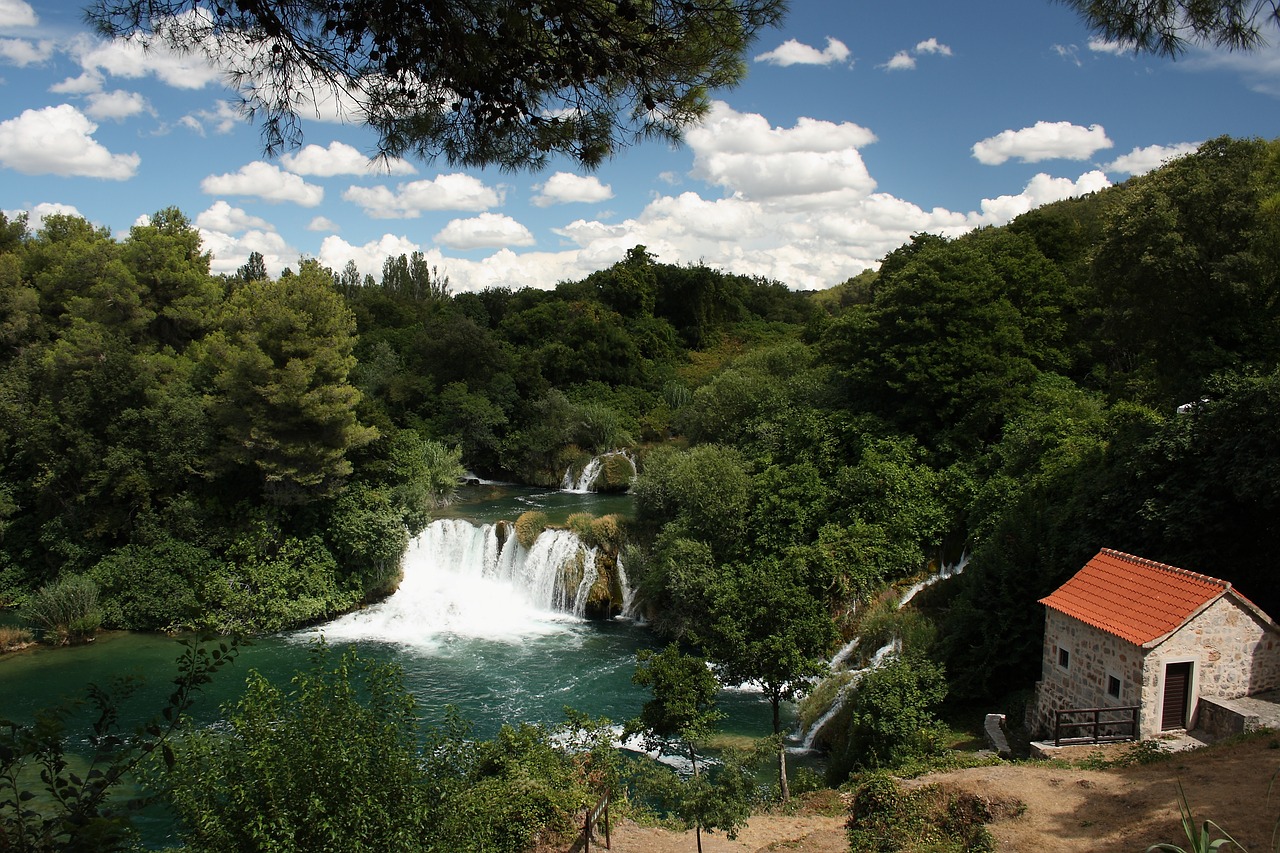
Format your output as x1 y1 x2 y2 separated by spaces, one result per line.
1058 647 1070 669
1107 675 1121 698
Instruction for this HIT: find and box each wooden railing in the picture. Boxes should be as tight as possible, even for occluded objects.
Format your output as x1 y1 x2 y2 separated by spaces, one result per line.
567 791 610 853
1054 706 1140 746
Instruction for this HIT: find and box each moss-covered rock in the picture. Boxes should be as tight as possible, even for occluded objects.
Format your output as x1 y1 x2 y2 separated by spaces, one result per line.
595 453 636 492
514 511 548 549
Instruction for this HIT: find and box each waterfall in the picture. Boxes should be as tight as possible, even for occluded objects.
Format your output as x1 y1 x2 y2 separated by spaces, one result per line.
316 519 629 646
897 552 970 609
615 551 638 619
794 555 970 752
561 451 635 493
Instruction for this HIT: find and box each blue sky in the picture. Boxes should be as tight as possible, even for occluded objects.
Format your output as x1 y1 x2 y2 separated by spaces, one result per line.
2 0 1279 291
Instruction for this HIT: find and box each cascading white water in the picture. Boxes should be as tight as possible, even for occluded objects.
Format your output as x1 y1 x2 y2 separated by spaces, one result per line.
317 518 625 647
561 451 635 493
898 552 970 609
793 555 970 751
562 456 604 493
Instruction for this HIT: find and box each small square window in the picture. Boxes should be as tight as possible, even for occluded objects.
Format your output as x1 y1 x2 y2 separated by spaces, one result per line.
1058 647 1070 669
1107 675 1121 698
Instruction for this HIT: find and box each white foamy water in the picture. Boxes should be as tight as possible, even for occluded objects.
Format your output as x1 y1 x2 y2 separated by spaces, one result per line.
315 519 607 648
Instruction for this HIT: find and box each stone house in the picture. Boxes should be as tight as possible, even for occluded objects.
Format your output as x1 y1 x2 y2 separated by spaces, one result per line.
1029 548 1280 741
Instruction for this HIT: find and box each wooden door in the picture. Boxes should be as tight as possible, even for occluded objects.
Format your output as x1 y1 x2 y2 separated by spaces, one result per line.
1161 661 1192 730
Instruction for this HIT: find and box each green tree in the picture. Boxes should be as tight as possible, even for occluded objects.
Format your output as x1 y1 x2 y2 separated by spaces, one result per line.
626 644 749 853
164 642 427 852
632 444 752 558
90 0 784 169
203 260 378 502
701 555 834 802
1089 137 1280 405
235 251 268 283
834 655 948 780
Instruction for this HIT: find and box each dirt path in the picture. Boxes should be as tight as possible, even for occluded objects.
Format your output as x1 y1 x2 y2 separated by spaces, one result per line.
918 736 1280 852
601 813 847 853
598 734 1280 853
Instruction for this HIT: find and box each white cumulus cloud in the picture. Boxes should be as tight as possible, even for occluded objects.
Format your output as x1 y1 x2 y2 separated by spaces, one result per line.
755 37 850 67
0 37 52 66
195 200 273 233
0 104 139 179
70 31 222 90
0 0 37 27
975 170 1112 222
1089 38 1131 55
687 103 877 204
4 202 83 231
884 50 915 70
882 36 952 70
434 213 535 249
182 101 243 136
342 174 501 218
85 89 149 121
1104 142 1200 175
531 172 614 207
280 141 416 177
915 38 952 55
307 216 339 232
199 227 294 277
51 71 104 94
201 162 324 206
972 121 1113 164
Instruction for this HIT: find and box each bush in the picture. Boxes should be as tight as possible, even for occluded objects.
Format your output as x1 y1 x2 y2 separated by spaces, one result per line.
90 538 210 631
515 510 549 549
165 643 428 852
199 534 359 634
591 514 625 551
829 655 948 784
0 625 33 652
596 453 637 492
23 575 102 644
846 771 1008 853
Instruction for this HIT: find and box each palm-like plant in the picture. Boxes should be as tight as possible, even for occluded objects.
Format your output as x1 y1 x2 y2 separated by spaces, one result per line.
1147 782 1246 853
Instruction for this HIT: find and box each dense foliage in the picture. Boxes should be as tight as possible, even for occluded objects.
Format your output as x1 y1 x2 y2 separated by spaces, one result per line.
0 210 462 633
3 134 1279 814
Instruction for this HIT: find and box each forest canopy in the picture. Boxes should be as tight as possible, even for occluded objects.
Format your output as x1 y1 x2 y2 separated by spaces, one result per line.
1 135 1278 725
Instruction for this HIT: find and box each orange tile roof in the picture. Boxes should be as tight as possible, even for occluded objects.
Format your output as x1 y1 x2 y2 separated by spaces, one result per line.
1039 548 1229 646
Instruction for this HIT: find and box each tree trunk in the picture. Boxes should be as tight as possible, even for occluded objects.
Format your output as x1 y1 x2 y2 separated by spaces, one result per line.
772 696 789 802
692 742 703 853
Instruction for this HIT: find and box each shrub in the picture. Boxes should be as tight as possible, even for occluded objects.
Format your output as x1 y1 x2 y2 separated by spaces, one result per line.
23 575 103 644
829 655 948 784
515 510 549 549
596 453 637 492
90 538 209 631
590 514 625 551
567 512 597 545
846 771 1010 853
0 625 33 653
199 534 359 634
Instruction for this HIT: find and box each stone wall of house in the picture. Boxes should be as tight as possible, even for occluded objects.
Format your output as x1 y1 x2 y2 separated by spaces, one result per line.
1140 595 1280 735
1030 609 1144 738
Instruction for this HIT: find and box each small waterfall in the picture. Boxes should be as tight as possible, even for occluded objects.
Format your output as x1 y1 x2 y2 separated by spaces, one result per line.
316 519 629 646
561 451 635 493
794 555 969 752
615 551 638 619
898 552 970 609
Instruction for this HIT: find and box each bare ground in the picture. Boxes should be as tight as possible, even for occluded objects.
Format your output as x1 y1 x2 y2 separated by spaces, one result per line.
596 733 1280 853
